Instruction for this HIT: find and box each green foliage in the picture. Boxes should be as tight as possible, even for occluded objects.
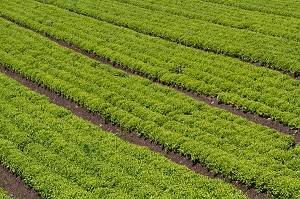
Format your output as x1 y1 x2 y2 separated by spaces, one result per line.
0 188 11 199
0 73 247 198
1 0 300 130
34 0 300 74
0 3 300 198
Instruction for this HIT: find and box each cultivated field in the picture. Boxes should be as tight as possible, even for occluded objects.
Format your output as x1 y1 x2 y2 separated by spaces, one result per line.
0 0 300 198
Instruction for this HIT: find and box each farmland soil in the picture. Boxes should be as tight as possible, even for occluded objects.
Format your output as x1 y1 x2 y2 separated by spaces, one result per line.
0 65 270 199
0 163 41 199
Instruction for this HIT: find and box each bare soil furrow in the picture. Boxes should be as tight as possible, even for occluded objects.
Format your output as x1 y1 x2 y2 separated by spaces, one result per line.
0 163 41 199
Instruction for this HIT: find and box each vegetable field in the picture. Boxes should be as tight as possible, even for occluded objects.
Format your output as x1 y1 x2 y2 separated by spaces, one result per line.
0 0 299 198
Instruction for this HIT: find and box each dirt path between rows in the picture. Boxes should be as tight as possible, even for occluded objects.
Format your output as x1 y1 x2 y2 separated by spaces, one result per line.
0 163 41 199
0 66 270 199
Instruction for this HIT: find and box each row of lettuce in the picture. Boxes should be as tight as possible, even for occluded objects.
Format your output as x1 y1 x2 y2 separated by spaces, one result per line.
1 18 300 198
36 0 300 42
201 0 300 19
0 73 248 198
31 0 300 74
1 0 300 130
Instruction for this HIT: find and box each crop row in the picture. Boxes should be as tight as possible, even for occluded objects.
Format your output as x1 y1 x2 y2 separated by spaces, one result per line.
33 0 300 74
0 72 249 198
1 18 300 198
200 0 300 19
47 0 300 42
1 0 300 129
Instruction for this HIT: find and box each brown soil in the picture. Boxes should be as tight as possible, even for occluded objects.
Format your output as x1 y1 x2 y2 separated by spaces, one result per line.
0 66 270 199
177 87 300 143
0 163 41 199
237 58 300 80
